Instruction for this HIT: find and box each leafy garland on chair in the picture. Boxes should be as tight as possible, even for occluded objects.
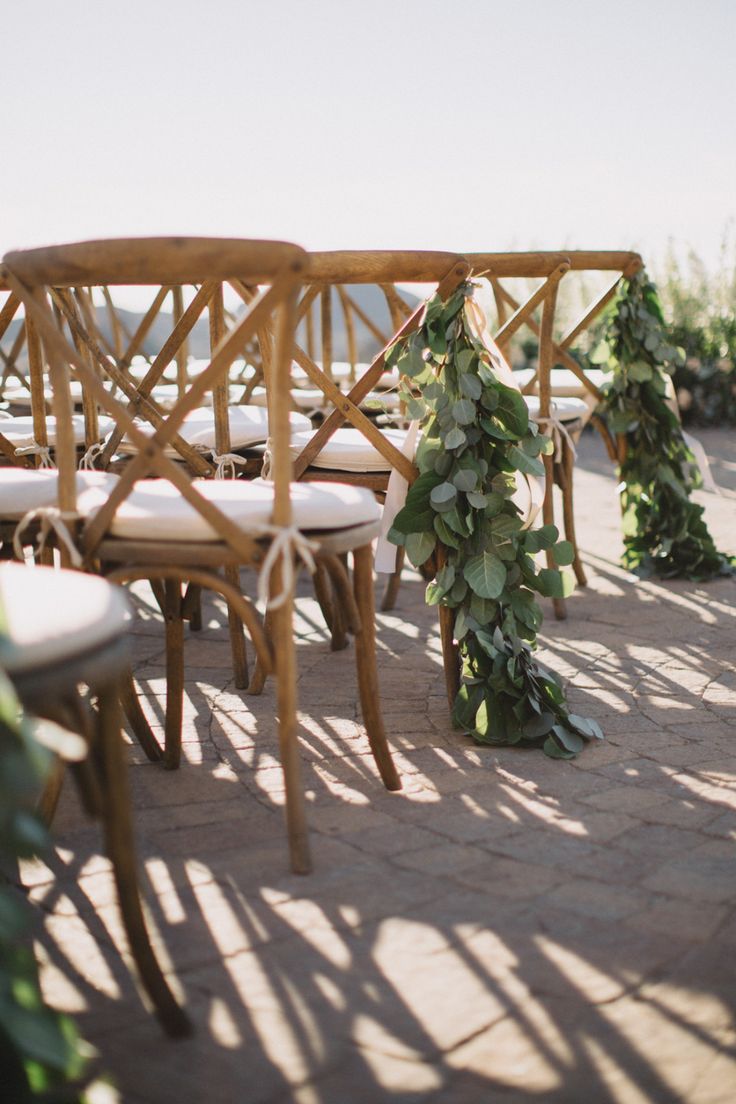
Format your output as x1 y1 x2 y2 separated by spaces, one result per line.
595 269 733 580
385 284 602 759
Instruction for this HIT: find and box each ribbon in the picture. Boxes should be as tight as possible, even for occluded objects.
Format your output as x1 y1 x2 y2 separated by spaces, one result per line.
79 440 107 470
682 431 721 495
375 420 420 573
13 507 83 567
210 451 249 480
534 412 579 463
14 443 54 469
253 522 318 610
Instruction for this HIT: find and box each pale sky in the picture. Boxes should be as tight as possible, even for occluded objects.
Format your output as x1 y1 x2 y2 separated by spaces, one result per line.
3 0 734 271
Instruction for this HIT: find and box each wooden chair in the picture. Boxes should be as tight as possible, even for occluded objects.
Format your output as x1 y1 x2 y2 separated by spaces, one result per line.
2 237 401 876
461 251 643 617
0 560 191 1037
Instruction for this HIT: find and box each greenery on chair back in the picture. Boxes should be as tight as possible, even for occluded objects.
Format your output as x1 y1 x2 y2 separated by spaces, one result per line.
0 669 90 1102
595 269 733 580
386 283 603 759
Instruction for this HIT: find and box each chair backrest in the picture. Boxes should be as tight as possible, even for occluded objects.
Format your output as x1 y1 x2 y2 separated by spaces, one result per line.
284 250 471 484
1 237 307 563
462 250 644 422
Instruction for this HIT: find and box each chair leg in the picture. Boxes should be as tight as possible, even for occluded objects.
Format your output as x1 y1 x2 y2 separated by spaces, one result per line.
559 444 587 586
120 672 163 763
248 607 273 696
352 545 401 791
312 560 335 632
270 567 311 874
543 453 567 621
224 564 249 689
96 681 192 1037
181 583 203 632
380 546 404 612
37 757 66 826
439 604 461 708
163 579 184 771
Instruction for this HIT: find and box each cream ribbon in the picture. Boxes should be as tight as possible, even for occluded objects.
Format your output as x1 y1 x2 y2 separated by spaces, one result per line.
13 507 83 567
79 440 107 470
210 451 249 480
375 420 420 573
533 413 579 463
682 431 721 495
253 523 318 610
14 443 54 469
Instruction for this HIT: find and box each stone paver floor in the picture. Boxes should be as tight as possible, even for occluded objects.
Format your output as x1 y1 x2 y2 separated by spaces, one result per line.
22 429 736 1102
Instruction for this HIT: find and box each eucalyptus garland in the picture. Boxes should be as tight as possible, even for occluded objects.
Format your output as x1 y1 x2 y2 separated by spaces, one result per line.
386 284 603 759
595 270 733 580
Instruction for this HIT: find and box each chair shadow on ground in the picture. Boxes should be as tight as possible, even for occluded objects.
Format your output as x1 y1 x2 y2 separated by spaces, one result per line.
21 560 736 1103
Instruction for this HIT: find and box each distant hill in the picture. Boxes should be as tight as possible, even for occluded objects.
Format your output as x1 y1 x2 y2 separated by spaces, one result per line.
1 284 420 370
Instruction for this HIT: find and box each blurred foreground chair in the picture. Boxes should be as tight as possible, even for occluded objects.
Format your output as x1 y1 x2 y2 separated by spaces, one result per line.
2 238 401 875
0 561 191 1036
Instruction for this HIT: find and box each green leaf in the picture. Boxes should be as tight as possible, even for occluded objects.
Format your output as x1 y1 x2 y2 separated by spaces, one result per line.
464 552 507 599
494 385 529 436
508 446 545 477
391 471 443 534
404 530 436 567
524 525 559 552
430 481 458 512
459 373 482 400
444 426 467 450
552 540 575 566
452 399 477 425
453 468 478 493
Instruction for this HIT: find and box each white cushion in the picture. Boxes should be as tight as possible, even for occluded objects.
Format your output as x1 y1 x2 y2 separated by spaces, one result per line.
289 427 412 471
76 476 381 542
516 367 607 398
0 468 120 519
3 380 113 407
525 396 591 423
118 405 312 458
0 415 115 449
0 562 129 670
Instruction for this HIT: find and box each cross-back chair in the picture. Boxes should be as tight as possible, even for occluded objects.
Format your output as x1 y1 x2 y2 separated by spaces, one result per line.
461 251 642 618
2 237 402 877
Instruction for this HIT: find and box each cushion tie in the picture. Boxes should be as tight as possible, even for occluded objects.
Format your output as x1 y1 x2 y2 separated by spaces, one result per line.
254 523 318 610
210 451 249 480
14 443 54 469
79 440 107 470
534 412 578 463
13 507 83 567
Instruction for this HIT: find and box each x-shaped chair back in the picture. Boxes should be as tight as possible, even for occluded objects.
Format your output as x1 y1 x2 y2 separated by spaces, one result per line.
2 238 307 567
464 251 644 417
285 251 471 484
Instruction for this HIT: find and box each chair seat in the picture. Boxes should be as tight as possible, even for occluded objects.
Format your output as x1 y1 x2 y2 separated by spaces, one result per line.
3 380 112 407
516 367 607 398
0 562 129 673
76 476 382 542
525 396 591 423
118 405 313 457
0 414 115 449
289 427 412 471
0 468 120 519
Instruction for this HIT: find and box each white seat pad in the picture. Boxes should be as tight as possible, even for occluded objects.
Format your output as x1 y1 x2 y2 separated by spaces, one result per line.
76 476 381 542
0 562 129 670
119 405 312 457
289 427 412 471
525 396 591 422
0 415 115 449
516 367 607 397
0 468 120 519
